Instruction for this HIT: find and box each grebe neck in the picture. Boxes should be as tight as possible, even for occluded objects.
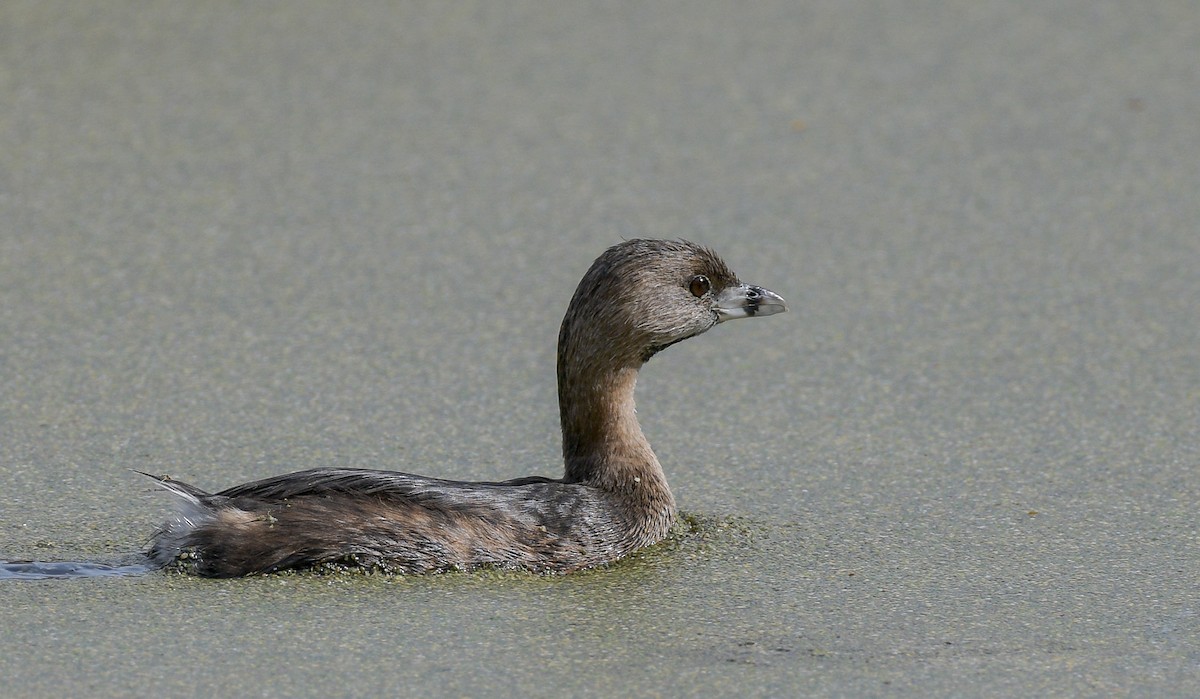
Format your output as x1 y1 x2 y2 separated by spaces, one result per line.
557 357 669 502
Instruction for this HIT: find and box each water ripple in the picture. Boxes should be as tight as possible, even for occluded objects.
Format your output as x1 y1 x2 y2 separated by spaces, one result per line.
0 560 153 580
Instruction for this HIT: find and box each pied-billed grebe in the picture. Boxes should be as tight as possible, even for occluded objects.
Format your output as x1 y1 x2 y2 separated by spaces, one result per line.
143 239 786 577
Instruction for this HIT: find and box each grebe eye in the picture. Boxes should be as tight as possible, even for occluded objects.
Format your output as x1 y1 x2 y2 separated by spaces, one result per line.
689 275 711 298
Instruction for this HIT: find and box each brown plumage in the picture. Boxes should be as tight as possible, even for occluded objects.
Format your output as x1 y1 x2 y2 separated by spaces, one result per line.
142 239 786 577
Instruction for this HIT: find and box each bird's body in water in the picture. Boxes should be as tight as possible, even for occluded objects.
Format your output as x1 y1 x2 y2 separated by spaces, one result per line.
143 239 786 577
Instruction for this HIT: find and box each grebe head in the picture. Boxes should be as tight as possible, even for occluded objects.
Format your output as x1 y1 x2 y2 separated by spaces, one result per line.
559 239 787 369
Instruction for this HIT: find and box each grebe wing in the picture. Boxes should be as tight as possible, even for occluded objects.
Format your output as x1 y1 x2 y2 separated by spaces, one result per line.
213 467 560 500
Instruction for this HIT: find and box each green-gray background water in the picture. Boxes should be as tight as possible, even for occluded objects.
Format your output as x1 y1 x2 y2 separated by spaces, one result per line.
2 2 1197 696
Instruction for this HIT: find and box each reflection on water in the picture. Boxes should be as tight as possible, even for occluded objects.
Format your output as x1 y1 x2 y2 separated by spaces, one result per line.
0 560 153 580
